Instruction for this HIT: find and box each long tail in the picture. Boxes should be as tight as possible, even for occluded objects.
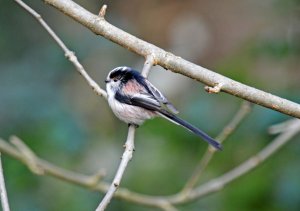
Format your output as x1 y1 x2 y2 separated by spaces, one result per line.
158 111 222 150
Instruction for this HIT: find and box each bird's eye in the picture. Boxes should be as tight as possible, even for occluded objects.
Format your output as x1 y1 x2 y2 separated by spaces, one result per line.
113 79 117 82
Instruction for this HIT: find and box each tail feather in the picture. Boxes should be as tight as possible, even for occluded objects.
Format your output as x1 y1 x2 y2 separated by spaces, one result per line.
158 111 222 150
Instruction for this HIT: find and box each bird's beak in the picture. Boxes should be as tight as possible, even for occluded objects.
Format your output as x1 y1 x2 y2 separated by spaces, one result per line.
104 79 109 83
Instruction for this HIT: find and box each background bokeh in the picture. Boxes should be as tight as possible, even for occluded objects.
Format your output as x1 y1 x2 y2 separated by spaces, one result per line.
1 0 300 210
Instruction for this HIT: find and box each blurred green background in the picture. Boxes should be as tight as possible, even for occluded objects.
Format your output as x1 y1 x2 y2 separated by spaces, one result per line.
1 0 300 210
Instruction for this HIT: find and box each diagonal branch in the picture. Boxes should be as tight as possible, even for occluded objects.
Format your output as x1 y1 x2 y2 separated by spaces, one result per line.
141 55 155 77
14 0 107 98
96 125 136 211
181 101 252 194
10 136 44 175
168 119 300 203
40 0 300 118
0 153 10 211
0 137 106 189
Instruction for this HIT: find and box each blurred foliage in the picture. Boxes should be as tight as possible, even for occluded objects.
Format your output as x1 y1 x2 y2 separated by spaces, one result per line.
1 0 300 210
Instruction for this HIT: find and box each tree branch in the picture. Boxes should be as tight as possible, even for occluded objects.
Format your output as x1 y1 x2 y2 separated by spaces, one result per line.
0 137 106 189
96 125 136 211
141 55 155 77
181 101 252 194
168 119 300 203
40 0 300 118
0 118 299 209
0 153 10 211
14 0 107 98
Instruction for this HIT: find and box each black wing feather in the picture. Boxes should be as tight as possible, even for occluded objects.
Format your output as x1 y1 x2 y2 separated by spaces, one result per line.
128 70 178 114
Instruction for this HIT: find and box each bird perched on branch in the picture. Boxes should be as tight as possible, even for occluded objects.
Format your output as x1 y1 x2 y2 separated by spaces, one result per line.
105 66 222 150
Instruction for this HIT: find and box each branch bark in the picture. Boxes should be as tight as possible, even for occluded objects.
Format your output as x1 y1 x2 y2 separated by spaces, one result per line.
41 0 300 119
96 125 136 211
181 101 252 194
0 153 10 211
183 119 300 201
14 0 107 98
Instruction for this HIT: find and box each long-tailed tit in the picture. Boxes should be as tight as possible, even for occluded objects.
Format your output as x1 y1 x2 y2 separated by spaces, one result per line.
105 66 222 150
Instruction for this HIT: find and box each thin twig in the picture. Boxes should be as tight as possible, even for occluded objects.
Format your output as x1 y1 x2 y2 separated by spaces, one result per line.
0 153 10 211
10 136 44 175
181 119 300 201
141 55 155 77
204 83 224 94
14 0 107 98
159 202 178 211
98 4 107 17
268 119 297 134
0 137 106 189
96 125 136 211
181 101 252 194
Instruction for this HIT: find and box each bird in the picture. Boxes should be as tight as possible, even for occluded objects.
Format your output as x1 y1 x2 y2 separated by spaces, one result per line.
105 66 222 150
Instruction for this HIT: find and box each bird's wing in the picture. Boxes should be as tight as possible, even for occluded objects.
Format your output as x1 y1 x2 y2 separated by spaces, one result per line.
130 92 162 111
144 80 179 114
116 73 178 114
115 90 161 111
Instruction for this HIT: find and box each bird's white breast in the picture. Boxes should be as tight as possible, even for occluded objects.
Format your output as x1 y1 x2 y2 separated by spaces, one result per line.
106 85 156 125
